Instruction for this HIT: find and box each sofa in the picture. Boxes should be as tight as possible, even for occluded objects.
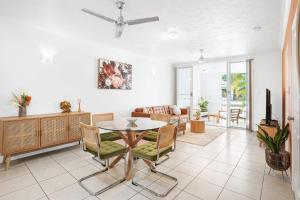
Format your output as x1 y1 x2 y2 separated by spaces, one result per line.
131 105 189 134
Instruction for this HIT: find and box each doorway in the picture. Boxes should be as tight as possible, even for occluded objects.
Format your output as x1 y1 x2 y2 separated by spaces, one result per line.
176 60 250 129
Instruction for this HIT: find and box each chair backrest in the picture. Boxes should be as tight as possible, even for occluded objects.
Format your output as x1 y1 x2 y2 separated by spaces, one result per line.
92 113 114 126
230 109 241 120
80 122 100 152
157 124 176 149
150 113 170 123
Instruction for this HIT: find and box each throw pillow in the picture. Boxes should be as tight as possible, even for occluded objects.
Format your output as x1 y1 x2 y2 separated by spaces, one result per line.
171 105 181 115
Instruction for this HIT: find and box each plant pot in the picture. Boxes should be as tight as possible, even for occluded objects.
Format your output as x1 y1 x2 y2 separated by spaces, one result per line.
265 148 290 171
18 106 27 117
200 108 207 112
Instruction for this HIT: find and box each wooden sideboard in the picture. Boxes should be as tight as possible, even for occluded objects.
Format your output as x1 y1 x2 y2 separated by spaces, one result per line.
0 112 90 170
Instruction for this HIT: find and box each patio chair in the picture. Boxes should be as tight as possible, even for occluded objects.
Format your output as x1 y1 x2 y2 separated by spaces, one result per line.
78 123 127 196
218 108 241 124
132 124 178 197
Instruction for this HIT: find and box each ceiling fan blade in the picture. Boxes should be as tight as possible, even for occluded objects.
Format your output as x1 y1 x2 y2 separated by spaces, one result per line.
115 24 124 38
126 16 159 25
82 8 116 23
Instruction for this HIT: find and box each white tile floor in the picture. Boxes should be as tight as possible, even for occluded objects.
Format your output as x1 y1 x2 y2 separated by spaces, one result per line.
0 128 294 200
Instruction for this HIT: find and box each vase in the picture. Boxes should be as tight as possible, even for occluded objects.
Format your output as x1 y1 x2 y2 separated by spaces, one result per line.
265 148 290 171
18 106 27 117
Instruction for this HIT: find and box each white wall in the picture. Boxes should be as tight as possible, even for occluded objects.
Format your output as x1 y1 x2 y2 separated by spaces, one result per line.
0 20 174 118
252 51 282 130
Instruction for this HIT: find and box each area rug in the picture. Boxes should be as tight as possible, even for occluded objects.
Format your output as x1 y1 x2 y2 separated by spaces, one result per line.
177 126 226 146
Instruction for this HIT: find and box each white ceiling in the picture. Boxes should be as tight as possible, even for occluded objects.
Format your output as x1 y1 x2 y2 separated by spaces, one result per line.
0 0 284 63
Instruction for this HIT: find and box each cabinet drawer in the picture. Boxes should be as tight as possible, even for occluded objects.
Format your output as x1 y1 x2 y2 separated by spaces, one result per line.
41 116 68 147
3 119 39 154
69 114 90 141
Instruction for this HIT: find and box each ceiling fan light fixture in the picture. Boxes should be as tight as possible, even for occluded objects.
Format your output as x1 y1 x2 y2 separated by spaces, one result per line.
253 25 262 32
197 49 205 63
168 30 179 39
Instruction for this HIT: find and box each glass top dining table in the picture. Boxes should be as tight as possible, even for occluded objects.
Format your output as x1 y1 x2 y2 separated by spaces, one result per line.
95 117 167 180
95 117 167 132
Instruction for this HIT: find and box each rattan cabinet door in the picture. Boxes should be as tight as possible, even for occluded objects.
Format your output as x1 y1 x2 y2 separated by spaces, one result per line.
41 116 68 147
3 119 39 154
69 114 90 141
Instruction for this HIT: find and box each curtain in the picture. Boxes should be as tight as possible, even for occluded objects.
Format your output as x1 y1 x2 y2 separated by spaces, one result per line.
246 59 253 131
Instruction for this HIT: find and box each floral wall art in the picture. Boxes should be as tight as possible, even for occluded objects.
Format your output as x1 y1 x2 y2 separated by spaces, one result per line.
98 58 132 90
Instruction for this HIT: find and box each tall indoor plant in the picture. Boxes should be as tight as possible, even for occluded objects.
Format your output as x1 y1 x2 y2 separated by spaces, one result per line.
257 123 290 171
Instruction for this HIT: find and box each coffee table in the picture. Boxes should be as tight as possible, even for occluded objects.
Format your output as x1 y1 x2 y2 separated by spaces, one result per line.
190 119 205 133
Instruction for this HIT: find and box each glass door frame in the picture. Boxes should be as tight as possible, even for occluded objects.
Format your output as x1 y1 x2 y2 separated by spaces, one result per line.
176 60 250 130
176 66 193 119
227 61 248 129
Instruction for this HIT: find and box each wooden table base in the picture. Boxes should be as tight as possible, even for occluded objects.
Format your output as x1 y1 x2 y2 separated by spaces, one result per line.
109 130 152 180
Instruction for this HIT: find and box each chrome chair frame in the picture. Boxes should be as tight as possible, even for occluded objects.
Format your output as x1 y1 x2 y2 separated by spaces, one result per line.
91 113 123 167
132 125 178 197
154 118 179 166
78 123 127 196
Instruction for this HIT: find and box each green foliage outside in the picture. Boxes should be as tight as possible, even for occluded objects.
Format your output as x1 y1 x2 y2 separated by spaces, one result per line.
222 73 246 102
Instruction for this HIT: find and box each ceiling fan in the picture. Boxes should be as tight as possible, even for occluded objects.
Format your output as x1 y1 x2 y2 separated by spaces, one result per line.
82 1 159 38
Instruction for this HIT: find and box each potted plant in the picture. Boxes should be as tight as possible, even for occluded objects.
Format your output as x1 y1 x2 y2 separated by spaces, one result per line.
257 123 290 171
194 110 201 120
11 92 32 117
198 97 209 112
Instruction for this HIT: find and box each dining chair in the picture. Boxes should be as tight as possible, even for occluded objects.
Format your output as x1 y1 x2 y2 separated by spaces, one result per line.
78 123 127 196
142 113 171 142
92 113 123 166
92 113 121 141
132 124 178 197
142 113 178 165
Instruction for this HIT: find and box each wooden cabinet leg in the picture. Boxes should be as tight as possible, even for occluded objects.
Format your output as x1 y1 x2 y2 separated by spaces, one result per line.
2 155 7 164
5 155 11 170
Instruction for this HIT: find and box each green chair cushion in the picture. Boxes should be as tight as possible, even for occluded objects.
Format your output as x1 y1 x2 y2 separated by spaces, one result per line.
132 142 172 161
100 132 121 141
142 131 158 142
87 141 127 160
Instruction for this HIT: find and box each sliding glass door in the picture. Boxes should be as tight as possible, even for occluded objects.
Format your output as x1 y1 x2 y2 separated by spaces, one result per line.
228 62 247 128
176 60 250 129
176 67 193 118
192 62 227 127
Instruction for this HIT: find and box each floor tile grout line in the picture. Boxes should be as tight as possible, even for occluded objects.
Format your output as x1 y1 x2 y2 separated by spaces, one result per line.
171 138 230 200
178 130 258 200
0 182 38 198
129 191 151 200
132 143 202 200
215 143 247 200
45 152 93 197
259 164 267 200
24 162 49 200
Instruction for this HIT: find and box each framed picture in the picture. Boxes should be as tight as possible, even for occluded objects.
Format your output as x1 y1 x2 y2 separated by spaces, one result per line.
98 58 132 90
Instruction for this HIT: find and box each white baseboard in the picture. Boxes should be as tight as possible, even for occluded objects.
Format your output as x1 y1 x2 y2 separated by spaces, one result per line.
292 179 300 200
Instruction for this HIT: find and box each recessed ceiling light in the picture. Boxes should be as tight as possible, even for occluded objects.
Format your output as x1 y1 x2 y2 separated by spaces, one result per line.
253 25 262 32
168 30 179 39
